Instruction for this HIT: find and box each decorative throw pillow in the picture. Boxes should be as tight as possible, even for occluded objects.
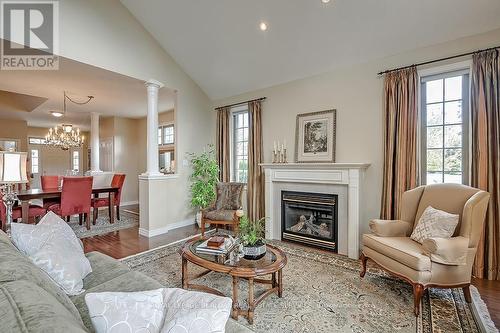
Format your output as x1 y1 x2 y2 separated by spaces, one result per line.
215 183 243 210
85 289 167 333
161 288 232 333
410 206 459 244
11 212 91 295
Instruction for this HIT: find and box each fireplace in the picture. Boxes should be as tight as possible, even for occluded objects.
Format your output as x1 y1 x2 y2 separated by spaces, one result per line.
281 191 338 251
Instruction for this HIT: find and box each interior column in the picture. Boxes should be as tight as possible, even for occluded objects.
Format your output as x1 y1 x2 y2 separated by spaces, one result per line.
90 112 102 173
143 79 164 176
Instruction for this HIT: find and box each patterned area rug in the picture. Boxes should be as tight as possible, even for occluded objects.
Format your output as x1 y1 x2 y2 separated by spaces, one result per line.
122 240 493 333
67 212 138 238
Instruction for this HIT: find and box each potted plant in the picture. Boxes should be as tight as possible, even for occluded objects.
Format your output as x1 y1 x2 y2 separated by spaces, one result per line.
188 146 219 228
238 215 266 260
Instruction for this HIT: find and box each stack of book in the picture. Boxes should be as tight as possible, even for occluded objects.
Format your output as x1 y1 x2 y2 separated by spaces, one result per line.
196 236 236 255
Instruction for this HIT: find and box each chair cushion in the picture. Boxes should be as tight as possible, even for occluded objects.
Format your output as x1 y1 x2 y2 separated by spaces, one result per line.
204 209 235 221
0 280 88 333
363 234 431 271
91 198 109 208
215 183 243 210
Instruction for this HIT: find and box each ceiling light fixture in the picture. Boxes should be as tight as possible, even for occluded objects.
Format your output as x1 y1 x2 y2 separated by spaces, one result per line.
50 111 63 117
322 0 330 3
259 22 268 31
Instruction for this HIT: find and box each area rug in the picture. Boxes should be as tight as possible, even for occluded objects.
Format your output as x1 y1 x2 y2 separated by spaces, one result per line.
67 211 138 238
122 240 495 333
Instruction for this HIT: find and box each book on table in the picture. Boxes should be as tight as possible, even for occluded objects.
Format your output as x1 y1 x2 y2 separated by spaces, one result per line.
196 237 236 255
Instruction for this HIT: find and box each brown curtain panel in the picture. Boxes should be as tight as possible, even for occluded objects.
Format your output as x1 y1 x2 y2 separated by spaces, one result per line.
380 67 418 220
471 49 500 280
216 107 231 182
247 100 264 221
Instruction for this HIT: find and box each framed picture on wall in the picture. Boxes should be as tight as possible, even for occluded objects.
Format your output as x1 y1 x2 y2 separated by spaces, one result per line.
295 109 336 163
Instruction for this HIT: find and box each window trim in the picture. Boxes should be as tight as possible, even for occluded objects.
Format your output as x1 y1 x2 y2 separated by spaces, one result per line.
230 105 249 183
419 67 470 185
158 122 175 146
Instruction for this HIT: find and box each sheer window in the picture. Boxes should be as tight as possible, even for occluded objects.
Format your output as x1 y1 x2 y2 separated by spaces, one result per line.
31 149 39 174
158 124 174 145
232 108 249 183
421 70 469 184
72 151 80 172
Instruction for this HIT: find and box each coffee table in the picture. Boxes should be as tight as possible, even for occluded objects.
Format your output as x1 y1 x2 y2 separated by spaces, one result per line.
179 237 287 324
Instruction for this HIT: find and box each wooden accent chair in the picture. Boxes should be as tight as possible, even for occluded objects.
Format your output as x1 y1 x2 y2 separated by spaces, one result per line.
0 199 46 230
48 176 93 230
201 182 245 236
92 174 126 224
360 183 490 316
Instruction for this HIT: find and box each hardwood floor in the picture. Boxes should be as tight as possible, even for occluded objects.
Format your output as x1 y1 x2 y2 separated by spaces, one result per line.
83 205 499 329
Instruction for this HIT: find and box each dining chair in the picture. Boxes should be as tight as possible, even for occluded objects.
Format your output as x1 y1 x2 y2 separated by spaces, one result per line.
0 199 46 231
92 174 125 224
41 175 62 209
47 176 93 230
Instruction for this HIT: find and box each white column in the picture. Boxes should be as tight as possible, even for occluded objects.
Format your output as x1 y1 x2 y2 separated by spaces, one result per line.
143 79 164 176
90 112 101 173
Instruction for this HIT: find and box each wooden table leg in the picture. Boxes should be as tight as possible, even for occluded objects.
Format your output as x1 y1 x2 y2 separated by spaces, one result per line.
248 277 254 324
181 257 188 289
272 272 277 288
278 269 283 298
109 192 115 224
21 200 29 223
232 276 239 319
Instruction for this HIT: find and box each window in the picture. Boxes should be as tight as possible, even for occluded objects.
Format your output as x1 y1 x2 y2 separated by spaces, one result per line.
72 151 79 172
158 124 174 145
28 137 46 145
31 149 39 174
232 107 249 183
421 70 469 184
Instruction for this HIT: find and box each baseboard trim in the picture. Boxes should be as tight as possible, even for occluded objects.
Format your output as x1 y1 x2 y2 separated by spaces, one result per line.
139 218 195 238
121 200 139 206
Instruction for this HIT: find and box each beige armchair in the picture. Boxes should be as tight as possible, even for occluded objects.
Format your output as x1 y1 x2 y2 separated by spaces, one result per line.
360 183 489 316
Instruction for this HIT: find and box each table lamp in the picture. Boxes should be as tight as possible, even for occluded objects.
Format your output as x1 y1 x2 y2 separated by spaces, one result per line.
0 152 28 234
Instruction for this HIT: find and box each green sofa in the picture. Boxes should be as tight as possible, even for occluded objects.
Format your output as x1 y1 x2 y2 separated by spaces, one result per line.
0 230 252 332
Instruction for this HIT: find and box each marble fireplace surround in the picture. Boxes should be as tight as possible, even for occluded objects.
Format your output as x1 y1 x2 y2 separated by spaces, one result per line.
261 163 370 259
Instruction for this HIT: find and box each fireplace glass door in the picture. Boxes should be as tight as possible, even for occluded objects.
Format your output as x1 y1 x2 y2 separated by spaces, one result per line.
281 191 338 251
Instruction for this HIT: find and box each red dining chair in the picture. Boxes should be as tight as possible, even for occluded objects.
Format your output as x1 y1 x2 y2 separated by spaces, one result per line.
0 199 46 231
92 174 125 225
41 175 62 209
47 176 93 230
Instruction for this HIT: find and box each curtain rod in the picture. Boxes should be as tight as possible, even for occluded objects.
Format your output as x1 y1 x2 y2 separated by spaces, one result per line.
215 97 266 110
377 45 500 76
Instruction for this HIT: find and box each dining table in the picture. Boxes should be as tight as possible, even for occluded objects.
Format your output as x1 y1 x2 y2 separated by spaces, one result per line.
16 186 120 224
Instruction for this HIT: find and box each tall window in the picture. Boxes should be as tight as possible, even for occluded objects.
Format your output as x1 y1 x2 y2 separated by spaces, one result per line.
31 149 39 174
72 151 80 172
421 70 469 184
158 124 174 145
232 107 249 183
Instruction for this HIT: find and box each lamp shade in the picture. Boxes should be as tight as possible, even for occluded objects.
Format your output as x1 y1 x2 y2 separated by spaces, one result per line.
0 152 28 184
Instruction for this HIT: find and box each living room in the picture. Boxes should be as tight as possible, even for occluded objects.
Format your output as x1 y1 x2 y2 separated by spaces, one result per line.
0 0 499 332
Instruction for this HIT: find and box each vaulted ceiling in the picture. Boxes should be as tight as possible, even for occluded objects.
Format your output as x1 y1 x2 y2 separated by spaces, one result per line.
121 0 500 100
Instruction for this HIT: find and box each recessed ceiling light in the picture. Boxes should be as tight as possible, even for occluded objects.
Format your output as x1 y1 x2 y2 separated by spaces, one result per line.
322 0 330 3
50 111 63 117
259 22 268 31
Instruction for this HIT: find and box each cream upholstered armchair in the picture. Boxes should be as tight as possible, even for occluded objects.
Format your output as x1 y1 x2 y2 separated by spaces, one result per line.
360 183 489 316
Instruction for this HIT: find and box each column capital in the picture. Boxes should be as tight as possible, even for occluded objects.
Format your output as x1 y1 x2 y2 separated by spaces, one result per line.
145 79 164 89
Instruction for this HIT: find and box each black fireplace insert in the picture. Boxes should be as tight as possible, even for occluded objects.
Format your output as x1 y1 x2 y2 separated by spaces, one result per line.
281 191 338 251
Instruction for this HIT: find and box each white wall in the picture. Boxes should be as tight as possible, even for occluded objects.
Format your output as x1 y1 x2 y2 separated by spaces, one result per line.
214 28 500 235
57 0 213 228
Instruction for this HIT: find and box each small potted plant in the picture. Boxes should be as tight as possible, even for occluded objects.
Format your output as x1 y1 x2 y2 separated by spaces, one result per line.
238 215 266 260
188 146 219 228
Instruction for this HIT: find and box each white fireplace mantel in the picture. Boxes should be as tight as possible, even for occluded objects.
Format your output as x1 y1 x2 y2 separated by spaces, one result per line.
261 163 370 259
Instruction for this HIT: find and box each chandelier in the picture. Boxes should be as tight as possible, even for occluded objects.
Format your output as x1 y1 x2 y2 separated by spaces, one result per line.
45 92 93 150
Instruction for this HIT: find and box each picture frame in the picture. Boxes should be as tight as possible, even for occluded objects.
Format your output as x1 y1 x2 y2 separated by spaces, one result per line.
295 109 336 163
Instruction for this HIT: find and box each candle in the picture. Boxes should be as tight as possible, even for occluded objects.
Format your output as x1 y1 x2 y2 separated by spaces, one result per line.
274 141 277 152
277 140 280 152
284 140 287 150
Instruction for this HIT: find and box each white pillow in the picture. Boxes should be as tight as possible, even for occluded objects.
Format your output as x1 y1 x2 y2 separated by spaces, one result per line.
161 288 232 333
410 206 460 244
11 211 91 295
85 289 167 333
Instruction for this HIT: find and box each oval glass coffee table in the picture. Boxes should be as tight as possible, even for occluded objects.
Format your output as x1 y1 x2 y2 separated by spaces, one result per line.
179 237 287 324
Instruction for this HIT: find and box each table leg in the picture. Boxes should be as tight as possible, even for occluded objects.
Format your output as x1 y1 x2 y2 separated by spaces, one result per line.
272 272 277 288
181 257 188 289
248 277 254 324
232 276 239 319
21 200 29 223
278 269 283 298
109 192 115 224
